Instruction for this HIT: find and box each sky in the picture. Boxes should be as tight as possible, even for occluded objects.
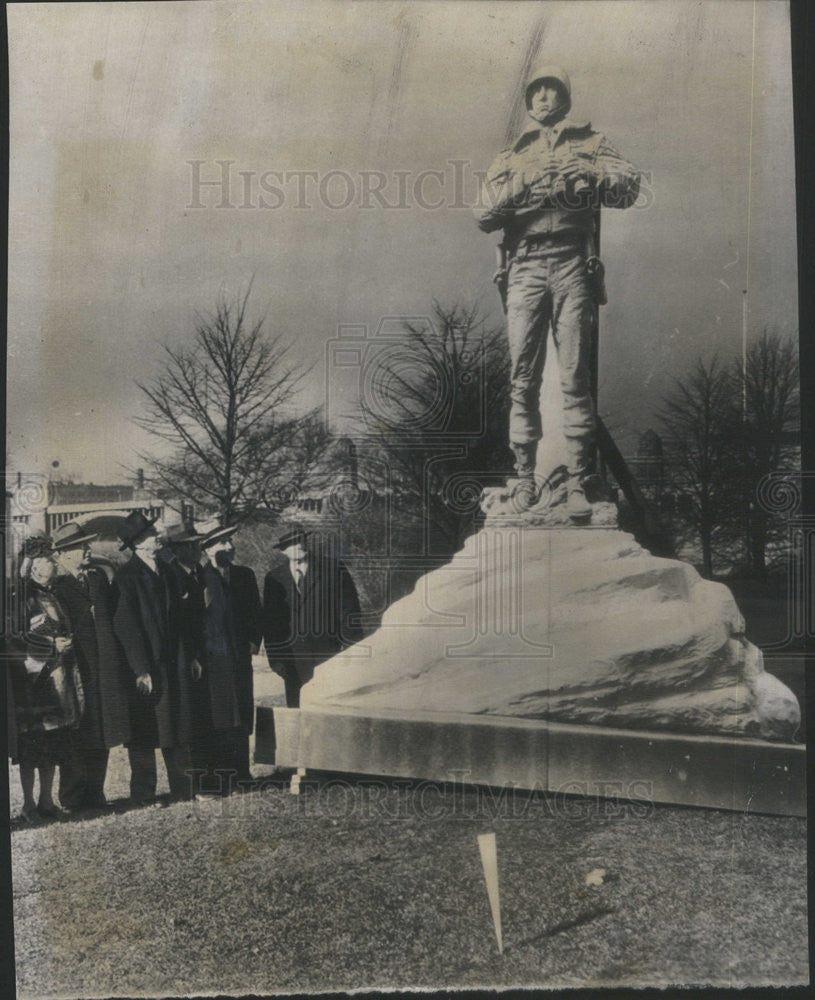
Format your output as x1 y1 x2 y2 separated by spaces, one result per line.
7 0 798 483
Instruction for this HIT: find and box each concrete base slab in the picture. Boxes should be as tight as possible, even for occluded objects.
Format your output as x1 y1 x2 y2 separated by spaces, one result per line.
254 699 301 767
254 699 806 817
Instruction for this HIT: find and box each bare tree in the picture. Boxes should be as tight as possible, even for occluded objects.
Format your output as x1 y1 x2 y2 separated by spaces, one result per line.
359 299 510 554
134 285 319 524
732 329 800 577
253 408 335 515
658 357 741 577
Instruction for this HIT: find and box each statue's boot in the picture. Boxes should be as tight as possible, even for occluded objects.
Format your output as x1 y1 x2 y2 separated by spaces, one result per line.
567 476 592 523
511 442 539 511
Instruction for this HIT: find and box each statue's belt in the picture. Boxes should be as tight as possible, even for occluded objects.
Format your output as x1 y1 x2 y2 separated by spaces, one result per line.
507 231 586 261
500 231 607 304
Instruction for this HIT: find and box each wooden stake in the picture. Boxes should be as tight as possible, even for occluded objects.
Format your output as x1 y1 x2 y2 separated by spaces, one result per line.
477 832 503 954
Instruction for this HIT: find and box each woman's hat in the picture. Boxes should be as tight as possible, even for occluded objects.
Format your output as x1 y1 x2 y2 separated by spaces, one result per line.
52 521 99 552
117 510 159 550
19 534 54 560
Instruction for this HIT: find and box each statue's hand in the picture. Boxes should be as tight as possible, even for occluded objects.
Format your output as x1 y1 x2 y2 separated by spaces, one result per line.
485 169 529 215
524 154 559 186
558 155 597 186
519 155 563 205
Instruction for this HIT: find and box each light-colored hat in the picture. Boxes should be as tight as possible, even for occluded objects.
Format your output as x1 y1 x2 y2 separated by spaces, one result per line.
52 521 98 551
162 522 204 546
200 524 239 550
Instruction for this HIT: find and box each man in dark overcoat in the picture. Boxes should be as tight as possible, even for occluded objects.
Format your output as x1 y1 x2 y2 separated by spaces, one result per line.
52 522 132 810
198 524 262 792
160 523 205 689
161 523 208 791
113 511 195 803
262 527 363 708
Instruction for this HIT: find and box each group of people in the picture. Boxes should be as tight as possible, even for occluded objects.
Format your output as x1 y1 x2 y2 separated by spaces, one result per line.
7 511 363 822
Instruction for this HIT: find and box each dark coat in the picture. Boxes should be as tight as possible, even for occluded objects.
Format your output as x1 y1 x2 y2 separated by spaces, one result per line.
262 554 362 687
169 560 205 670
113 554 193 749
53 569 132 749
168 559 211 740
201 563 262 734
6 663 17 760
8 581 85 737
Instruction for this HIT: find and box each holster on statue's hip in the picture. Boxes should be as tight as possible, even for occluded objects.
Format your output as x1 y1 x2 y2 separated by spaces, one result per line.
583 223 607 305
585 254 607 305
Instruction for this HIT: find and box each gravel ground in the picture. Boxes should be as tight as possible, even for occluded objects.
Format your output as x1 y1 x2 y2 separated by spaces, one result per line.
9 666 808 996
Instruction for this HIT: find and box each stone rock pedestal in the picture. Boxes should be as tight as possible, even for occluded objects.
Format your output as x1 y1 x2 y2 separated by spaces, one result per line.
254 498 804 815
303 521 800 742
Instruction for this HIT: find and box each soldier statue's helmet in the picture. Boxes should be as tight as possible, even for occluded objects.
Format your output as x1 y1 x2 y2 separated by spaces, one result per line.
525 63 572 115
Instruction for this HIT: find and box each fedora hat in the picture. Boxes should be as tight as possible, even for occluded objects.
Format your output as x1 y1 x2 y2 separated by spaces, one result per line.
273 526 310 551
52 521 98 552
162 522 204 546
117 510 159 550
200 523 239 550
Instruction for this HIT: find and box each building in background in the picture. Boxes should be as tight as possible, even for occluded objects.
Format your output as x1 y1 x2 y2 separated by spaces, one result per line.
625 430 665 499
285 437 371 522
8 468 193 541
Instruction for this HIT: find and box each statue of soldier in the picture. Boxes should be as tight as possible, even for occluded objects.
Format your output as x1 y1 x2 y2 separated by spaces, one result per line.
474 65 640 520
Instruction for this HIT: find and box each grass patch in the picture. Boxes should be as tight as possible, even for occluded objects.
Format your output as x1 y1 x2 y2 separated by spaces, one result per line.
11 774 807 996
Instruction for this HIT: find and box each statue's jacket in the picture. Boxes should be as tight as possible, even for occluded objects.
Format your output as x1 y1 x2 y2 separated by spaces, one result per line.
473 117 640 248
